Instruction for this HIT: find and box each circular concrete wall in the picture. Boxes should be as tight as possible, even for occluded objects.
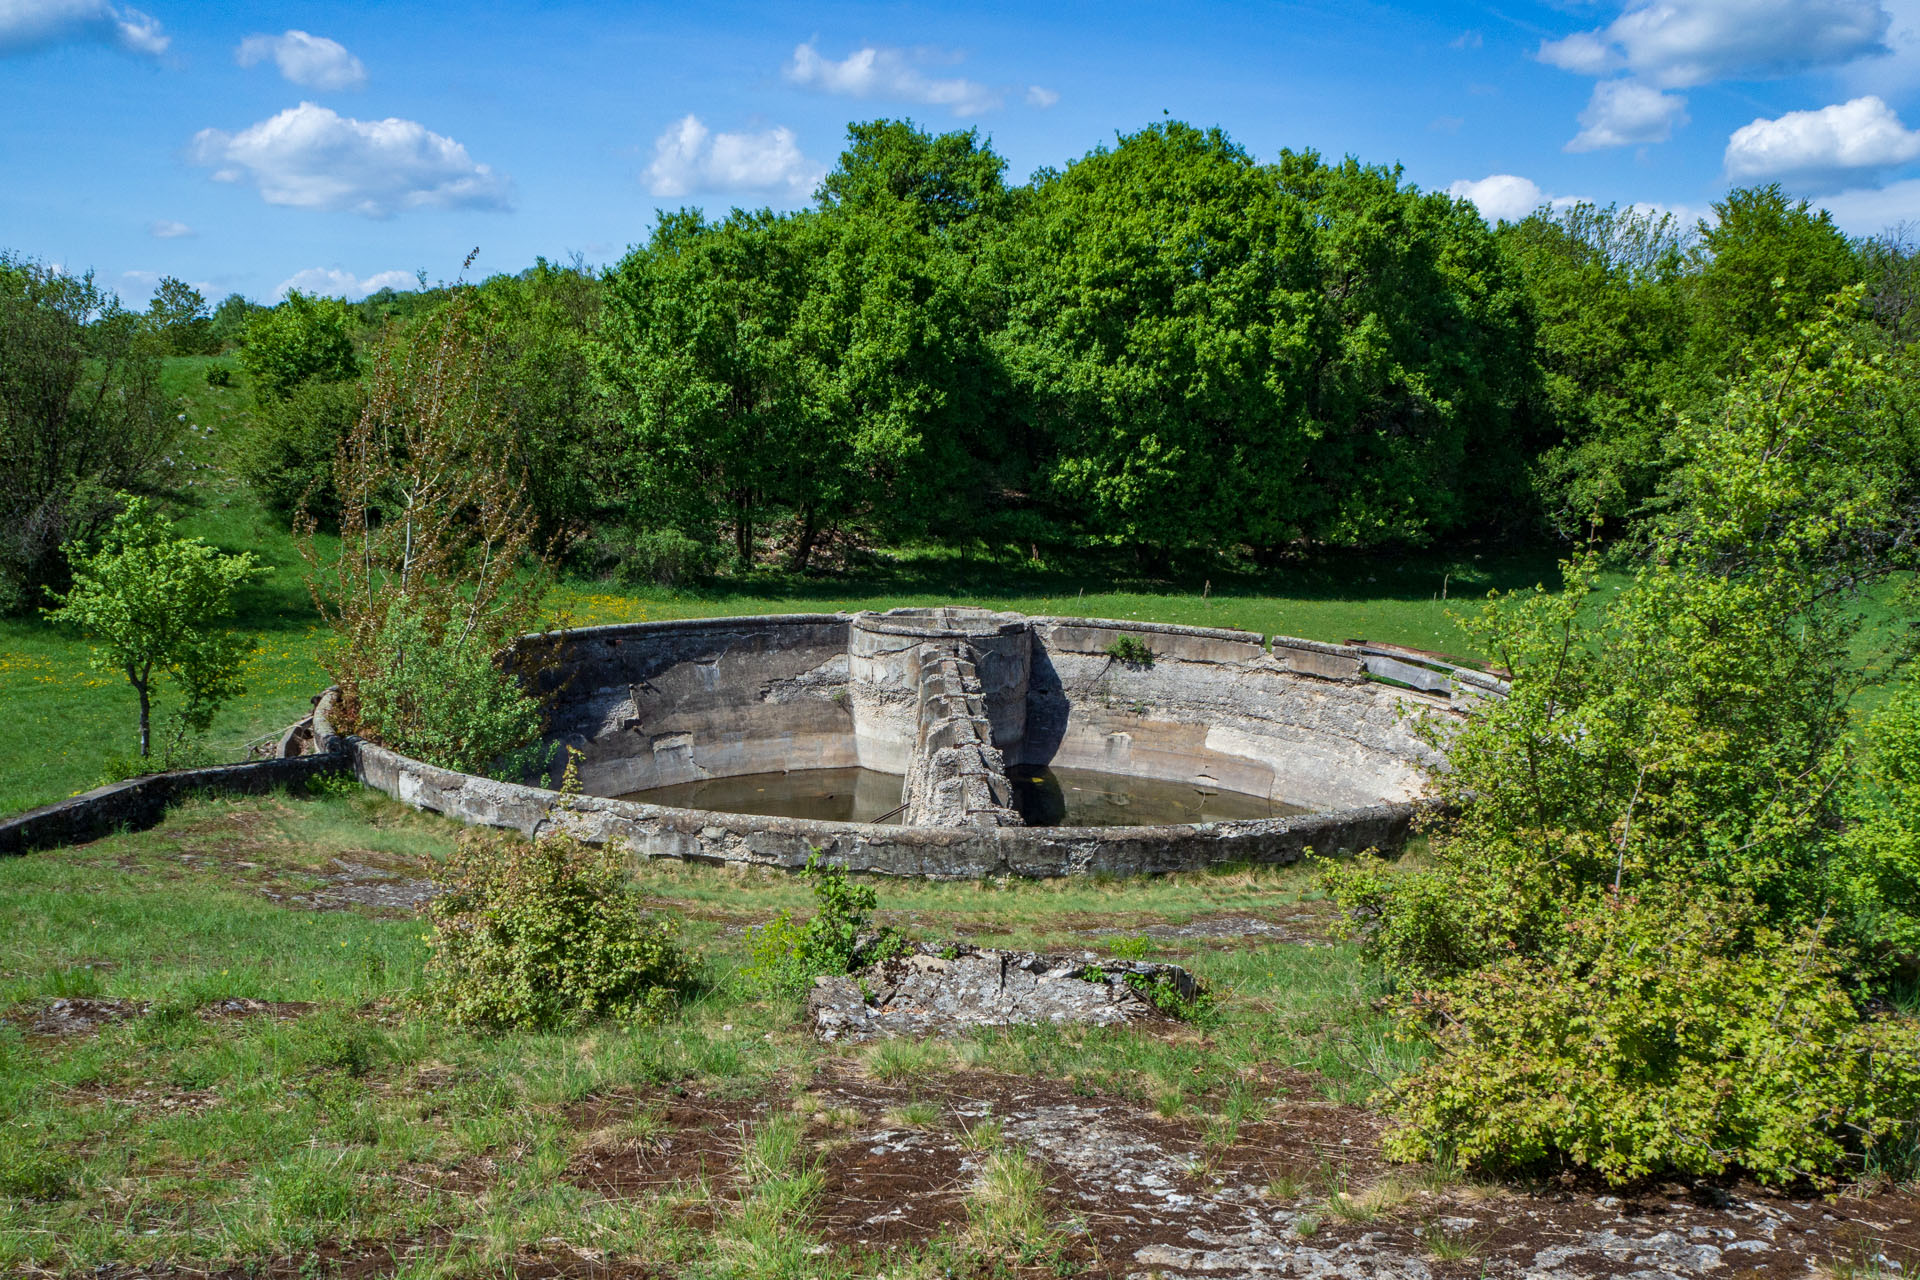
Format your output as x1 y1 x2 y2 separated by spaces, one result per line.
314 609 1501 878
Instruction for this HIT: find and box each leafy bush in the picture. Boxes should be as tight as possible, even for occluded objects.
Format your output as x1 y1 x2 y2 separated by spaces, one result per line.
353 604 545 779
422 828 698 1030
238 291 357 403
1834 684 1920 978
238 378 365 520
741 854 896 996
1105 635 1154 667
585 524 721 586
1382 890 1920 1186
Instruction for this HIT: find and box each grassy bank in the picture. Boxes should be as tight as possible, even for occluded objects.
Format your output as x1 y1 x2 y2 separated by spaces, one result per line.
0 789 1407 1276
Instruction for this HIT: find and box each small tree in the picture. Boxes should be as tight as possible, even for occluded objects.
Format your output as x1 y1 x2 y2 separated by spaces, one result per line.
44 496 263 759
145 276 215 355
300 282 552 778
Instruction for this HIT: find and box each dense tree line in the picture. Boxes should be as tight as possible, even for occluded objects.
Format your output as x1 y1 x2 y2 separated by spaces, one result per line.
3 116 1913 608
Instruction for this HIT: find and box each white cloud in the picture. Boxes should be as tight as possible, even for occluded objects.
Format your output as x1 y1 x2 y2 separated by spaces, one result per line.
0 0 167 56
189 102 513 218
1817 176 1920 231
1725 95 1920 187
1448 174 1559 222
236 30 366 90
785 42 1002 116
1566 78 1691 150
274 267 416 301
148 218 193 239
1449 176 1706 231
1451 30 1485 50
644 114 818 199
1025 85 1059 108
1539 0 1889 89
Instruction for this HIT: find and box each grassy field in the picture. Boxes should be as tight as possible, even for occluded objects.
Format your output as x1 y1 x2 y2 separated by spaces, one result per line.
0 789 1413 1276
0 354 1569 817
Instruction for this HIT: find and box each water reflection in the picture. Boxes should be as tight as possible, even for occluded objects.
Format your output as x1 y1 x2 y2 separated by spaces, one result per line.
1010 766 1299 827
618 767 905 823
618 764 1299 827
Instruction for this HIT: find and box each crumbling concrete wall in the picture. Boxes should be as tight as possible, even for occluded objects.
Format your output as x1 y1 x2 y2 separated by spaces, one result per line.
1023 618 1447 811
528 615 855 798
900 643 1021 828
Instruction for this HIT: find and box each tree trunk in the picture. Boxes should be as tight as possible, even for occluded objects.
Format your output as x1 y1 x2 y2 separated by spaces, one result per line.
787 505 818 573
131 665 150 758
734 492 753 566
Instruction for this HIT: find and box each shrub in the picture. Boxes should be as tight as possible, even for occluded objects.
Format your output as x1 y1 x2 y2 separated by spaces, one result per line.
1105 635 1154 667
238 291 357 403
1834 684 1920 979
1382 889 1920 1186
353 604 545 779
301 286 552 774
585 524 721 586
238 378 365 521
741 854 897 996
422 828 698 1030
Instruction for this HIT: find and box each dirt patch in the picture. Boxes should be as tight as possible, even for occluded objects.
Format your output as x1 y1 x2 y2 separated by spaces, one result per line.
17 996 149 1037
566 1089 775 1213
259 857 439 914
199 996 316 1022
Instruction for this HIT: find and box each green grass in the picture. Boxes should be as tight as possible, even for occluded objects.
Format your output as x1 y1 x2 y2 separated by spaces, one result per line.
0 788 1411 1275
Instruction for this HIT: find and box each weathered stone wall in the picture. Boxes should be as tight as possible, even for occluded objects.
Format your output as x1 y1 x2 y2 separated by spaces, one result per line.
901 642 1021 828
318 685 1424 877
528 614 854 798
1023 618 1448 811
0 754 348 856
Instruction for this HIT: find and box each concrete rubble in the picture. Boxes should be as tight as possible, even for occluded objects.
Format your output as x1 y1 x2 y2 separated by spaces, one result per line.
807 938 1201 1042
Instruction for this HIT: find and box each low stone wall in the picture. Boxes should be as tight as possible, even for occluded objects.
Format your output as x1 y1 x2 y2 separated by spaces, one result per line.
316 688 1423 879
0 754 348 856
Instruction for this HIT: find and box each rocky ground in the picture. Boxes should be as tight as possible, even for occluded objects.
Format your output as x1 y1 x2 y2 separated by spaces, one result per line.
564 1063 1920 1280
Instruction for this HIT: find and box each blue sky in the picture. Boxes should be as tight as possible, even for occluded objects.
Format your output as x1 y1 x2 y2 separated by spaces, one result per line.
7 0 1920 307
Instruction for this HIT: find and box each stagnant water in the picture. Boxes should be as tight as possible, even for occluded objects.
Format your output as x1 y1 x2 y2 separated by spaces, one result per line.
618 765 1304 827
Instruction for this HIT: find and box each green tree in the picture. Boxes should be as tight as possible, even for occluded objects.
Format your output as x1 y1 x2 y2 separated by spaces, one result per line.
596 209 796 564
992 123 1321 556
1497 203 1692 534
1277 152 1535 547
456 259 611 549
0 252 174 612
236 291 362 522
43 496 263 758
145 276 215 355
208 293 266 351
816 118 1013 238
1685 185 1859 383
237 291 358 402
